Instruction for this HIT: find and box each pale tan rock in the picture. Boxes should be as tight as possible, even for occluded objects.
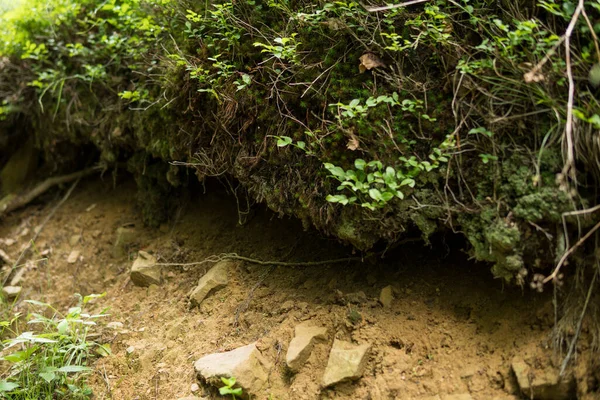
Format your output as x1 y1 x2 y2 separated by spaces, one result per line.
2 286 21 299
130 251 161 287
189 260 233 307
194 343 271 398
322 339 370 387
511 357 575 400
379 285 393 307
67 250 80 264
286 324 327 371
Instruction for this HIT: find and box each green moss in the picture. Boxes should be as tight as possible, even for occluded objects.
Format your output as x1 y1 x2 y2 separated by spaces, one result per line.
514 187 571 223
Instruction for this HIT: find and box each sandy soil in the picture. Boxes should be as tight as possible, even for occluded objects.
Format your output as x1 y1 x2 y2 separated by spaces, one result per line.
0 177 597 399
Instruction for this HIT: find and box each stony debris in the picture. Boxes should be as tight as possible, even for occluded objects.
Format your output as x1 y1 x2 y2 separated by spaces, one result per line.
2 285 21 299
177 397 207 400
441 394 473 400
286 324 327 371
0 248 14 265
130 251 161 287
511 357 575 400
379 285 393 308
113 226 137 257
69 234 81 246
190 383 200 393
322 339 371 388
67 250 80 264
106 321 124 330
189 260 232 307
194 342 271 398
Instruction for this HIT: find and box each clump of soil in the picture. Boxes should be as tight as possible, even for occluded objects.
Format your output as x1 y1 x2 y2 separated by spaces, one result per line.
0 178 597 399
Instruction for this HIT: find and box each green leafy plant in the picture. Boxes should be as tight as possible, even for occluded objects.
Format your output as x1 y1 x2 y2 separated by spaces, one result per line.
254 34 301 65
219 376 243 399
0 293 109 399
325 135 455 210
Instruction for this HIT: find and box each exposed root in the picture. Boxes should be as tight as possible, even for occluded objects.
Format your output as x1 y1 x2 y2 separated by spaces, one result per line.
151 252 373 269
0 167 99 218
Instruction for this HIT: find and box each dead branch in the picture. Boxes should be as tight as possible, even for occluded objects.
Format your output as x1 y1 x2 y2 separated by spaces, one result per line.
0 167 99 218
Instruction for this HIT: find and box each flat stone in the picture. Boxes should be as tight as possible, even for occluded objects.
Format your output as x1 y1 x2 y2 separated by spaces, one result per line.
441 395 473 400
113 226 137 257
0 248 14 265
189 261 233 307
106 321 124 330
344 291 367 304
69 234 81 246
511 357 575 400
286 324 327 371
67 250 80 264
177 397 207 400
2 286 21 298
194 342 271 398
322 339 371 388
379 285 393 307
130 251 161 287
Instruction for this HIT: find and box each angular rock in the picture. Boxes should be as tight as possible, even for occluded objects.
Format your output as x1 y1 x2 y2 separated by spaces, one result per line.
67 250 80 264
69 234 81 246
0 248 14 265
177 397 207 400
113 226 137 257
189 261 232 307
511 357 575 400
2 286 21 299
194 343 270 398
379 285 393 308
130 251 161 287
322 339 371 388
286 324 327 371
441 395 473 400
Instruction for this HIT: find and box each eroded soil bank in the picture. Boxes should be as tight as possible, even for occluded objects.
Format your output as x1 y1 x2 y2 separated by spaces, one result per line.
0 178 597 399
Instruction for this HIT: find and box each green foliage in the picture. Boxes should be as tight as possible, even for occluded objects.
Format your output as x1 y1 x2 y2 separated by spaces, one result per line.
325 135 455 210
0 293 109 399
219 377 243 399
254 34 301 65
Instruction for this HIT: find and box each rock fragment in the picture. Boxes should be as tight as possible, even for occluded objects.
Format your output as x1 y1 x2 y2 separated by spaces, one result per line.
113 226 136 257
2 286 21 299
322 339 370 388
379 285 393 307
511 357 575 400
441 394 473 400
189 260 233 307
130 251 161 287
194 343 270 398
286 324 327 371
67 250 80 264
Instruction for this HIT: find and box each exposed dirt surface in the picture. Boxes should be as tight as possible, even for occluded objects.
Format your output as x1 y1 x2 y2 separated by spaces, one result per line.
0 178 596 399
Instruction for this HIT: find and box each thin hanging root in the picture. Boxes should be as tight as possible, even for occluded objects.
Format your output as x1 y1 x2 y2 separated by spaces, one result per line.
151 252 373 269
544 220 600 284
560 267 598 376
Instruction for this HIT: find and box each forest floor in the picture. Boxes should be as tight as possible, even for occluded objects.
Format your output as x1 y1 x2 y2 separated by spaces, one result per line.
0 177 594 400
